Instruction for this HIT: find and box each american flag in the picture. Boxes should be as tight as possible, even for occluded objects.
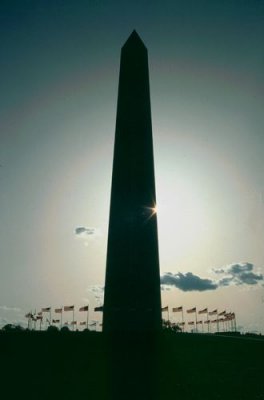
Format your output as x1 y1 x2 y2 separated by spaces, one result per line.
187 307 196 314
204 320 210 324
52 319 60 323
80 321 86 326
161 306 169 312
209 309 217 316
188 321 195 325
41 307 51 312
79 306 89 312
71 321 77 325
94 306 103 312
172 306 183 312
196 320 203 325
225 313 235 321
55 308 63 314
198 308 208 314
218 310 226 316
64 305 74 311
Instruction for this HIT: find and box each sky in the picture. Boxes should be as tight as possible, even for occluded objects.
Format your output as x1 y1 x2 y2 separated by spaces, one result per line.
0 0 264 333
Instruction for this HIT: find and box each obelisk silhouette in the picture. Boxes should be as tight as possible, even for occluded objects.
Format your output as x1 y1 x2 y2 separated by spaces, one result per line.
103 31 161 332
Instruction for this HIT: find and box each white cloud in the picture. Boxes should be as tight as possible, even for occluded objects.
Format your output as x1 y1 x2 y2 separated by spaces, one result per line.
0 305 21 312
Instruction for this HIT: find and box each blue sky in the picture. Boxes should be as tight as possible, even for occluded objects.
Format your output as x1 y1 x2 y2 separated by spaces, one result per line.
0 0 264 332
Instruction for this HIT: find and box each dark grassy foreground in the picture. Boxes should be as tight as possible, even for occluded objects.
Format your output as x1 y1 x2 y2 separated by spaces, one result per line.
0 330 263 400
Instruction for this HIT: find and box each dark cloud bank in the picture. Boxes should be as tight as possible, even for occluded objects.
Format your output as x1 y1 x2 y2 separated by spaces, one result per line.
161 263 263 292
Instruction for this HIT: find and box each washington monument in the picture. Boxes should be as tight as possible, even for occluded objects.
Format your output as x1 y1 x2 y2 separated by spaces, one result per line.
103 31 161 332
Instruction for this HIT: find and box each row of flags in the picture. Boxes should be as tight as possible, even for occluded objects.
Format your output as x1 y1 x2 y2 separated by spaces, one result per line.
25 305 103 330
25 305 236 332
169 317 235 326
38 305 103 313
161 305 234 318
161 306 236 332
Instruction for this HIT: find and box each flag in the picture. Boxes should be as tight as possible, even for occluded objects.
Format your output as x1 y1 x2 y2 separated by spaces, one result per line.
211 319 218 323
209 309 217 315
204 320 210 324
198 308 208 314
64 305 74 311
55 308 63 314
71 321 77 325
188 321 195 325
52 319 60 323
225 312 234 320
94 306 103 312
41 307 51 312
218 310 226 316
79 306 89 312
89 322 97 326
37 311 42 316
25 312 33 318
80 321 86 326
161 306 169 312
196 320 203 325
179 322 185 326
172 306 183 312
36 315 43 320
187 307 196 314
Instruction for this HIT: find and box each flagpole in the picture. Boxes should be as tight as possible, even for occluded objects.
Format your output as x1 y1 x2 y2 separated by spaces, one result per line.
73 308 75 331
86 306 89 330
60 308 63 329
195 308 197 333
216 310 219 333
207 310 209 333
181 308 184 332
168 307 170 326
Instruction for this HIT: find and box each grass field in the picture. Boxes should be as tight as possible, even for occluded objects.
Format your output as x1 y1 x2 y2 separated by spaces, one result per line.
1 330 263 400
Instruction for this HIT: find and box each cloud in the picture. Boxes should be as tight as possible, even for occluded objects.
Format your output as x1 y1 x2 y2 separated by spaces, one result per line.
0 318 8 326
75 227 97 236
0 305 21 312
213 262 263 287
161 263 263 292
86 285 104 294
75 226 101 246
161 272 217 292
86 285 104 302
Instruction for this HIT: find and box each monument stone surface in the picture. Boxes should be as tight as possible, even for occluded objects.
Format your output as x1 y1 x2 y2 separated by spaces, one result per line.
103 31 161 332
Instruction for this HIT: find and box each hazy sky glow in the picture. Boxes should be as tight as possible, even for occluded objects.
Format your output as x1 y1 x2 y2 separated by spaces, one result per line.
0 0 264 332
